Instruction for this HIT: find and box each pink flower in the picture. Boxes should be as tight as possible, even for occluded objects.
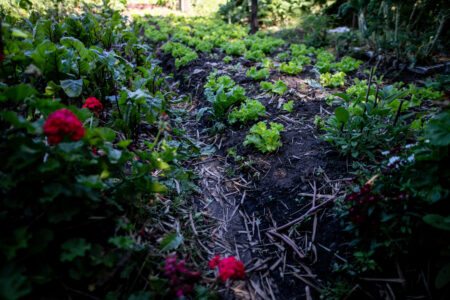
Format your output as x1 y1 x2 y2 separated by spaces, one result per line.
209 255 245 282
43 109 85 145
163 255 201 299
82 97 103 114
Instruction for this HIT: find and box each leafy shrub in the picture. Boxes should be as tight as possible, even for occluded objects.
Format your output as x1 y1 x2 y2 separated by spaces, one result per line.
335 110 450 290
0 89 178 298
0 12 204 299
246 67 270 81
299 14 330 47
244 121 285 153
320 72 346 88
260 80 288 95
322 82 413 160
228 99 266 124
204 73 246 119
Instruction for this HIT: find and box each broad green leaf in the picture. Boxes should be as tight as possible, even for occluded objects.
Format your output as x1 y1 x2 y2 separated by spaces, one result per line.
60 79 83 98
159 232 183 251
436 264 450 289
109 236 134 249
335 107 350 123
423 214 450 231
0 84 37 103
60 238 91 262
0 265 31 300
425 111 450 146
149 182 168 193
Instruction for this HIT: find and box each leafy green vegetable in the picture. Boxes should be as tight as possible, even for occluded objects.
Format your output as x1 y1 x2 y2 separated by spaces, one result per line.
223 41 246 56
245 49 266 61
282 100 294 113
279 61 303 75
228 99 266 124
333 56 362 73
244 121 284 153
161 42 198 69
204 73 246 118
260 80 288 95
246 67 270 81
320 72 346 87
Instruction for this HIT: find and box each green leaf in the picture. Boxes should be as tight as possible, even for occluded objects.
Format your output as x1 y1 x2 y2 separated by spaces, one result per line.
60 79 83 98
0 84 37 103
425 111 450 146
11 28 30 38
436 263 450 289
423 214 450 231
335 107 350 123
149 181 168 193
109 236 134 249
0 228 30 260
60 238 91 262
159 232 183 251
0 265 31 300
128 291 152 300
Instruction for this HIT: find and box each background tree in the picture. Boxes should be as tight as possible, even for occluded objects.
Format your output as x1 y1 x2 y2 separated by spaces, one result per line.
249 0 258 33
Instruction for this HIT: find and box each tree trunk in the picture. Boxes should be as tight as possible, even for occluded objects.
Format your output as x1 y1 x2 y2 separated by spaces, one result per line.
179 0 192 13
0 19 4 63
250 0 258 34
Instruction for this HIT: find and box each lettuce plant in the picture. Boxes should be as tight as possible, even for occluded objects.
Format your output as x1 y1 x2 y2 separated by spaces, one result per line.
244 121 285 153
290 43 315 56
279 61 303 75
333 56 362 73
161 42 198 69
204 74 246 119
228 99 266 124
276 52 290 61
223 41 246 56
260 80 288 95
315 50 335 73
320 72 346 88
282 100 294 112
248 36 284 54
246 67 270 81
244 49 266 61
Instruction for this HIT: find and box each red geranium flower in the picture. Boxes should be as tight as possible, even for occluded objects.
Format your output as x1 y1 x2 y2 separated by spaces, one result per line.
82 97 103 114
209 255 245 282
208 255 221 269
43 108 85 145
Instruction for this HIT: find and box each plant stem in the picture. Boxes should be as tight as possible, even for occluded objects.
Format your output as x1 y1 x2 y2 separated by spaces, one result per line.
393 100 404 126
